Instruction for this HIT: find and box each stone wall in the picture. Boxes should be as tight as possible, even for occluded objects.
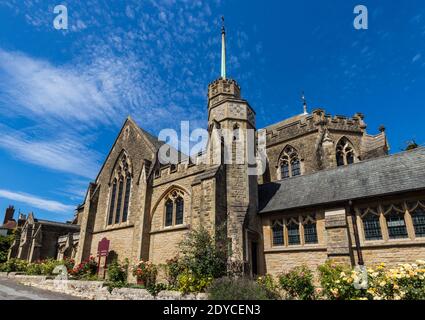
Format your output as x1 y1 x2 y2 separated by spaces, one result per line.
263 250 328 277
89 226 135 262
0 273 206 300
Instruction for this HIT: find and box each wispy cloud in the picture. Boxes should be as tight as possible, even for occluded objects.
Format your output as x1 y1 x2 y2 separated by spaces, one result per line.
0 126 100 178
0 189 75 213
412 54 421 63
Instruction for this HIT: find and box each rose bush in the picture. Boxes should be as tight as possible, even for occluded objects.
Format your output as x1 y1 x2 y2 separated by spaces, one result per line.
132 260 157 287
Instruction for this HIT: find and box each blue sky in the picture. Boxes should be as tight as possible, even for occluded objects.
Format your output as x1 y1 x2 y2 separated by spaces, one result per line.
0 0 424 222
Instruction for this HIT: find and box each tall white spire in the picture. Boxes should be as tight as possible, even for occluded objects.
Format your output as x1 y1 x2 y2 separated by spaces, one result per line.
221 16 226 79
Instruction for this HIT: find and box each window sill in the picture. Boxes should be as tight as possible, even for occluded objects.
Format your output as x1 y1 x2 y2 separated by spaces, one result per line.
150 224 190 235
94 223 134 234
359 237 425 249
264 245 326 254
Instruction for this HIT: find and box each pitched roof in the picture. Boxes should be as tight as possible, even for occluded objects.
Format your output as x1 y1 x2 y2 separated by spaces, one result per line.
258 147 425 213
35 219 80 229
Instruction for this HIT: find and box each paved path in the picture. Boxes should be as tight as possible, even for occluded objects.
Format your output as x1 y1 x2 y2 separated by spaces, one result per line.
0 278 81 300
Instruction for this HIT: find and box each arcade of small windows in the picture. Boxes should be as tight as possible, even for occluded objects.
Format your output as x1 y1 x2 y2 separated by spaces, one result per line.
271 215 318 247
278 146 301 180
359 201 425 241
164 189 185 227
107 153 132 226
336 137 356 166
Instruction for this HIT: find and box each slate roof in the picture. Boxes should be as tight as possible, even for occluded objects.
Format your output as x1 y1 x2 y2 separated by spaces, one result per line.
258 147 425 213
35 219 80 229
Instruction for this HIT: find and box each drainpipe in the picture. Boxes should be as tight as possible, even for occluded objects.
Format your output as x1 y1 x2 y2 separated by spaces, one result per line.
349 200 364 265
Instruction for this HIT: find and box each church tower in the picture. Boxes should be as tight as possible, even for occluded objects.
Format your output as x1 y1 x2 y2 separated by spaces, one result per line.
207 18 260 275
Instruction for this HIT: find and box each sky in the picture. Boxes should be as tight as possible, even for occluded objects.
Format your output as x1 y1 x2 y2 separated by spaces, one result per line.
0 0 424 222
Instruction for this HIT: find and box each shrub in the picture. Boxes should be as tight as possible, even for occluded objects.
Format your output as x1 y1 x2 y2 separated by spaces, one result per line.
40 258 62 275
178 226 227 279
26 262 43 275
0 235 13 263
0 258 28 273
279 265 316 300
256 274 281 299
63 257 75 273
208 277 271 300
318 261 363 300
364 261 425 300
107 258 128 284
177 270 213 294
164 256 185 288
132 260 157 287
70 256 98 279
146 283 168 296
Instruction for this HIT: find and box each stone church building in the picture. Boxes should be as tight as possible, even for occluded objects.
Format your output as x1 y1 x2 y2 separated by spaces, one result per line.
75 26 425 277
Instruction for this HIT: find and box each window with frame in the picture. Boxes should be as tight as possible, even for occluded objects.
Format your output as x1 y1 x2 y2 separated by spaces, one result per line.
336 137 356 166
108 179 117 225
412 208 425 237
279 146 301 179
164 189 185 227
362 213 382 241
386 211 408 239
107 153 132 226
122 174 131 222
272 220 284 246
287 220 300 245
165 200 173 227
303 218 318 244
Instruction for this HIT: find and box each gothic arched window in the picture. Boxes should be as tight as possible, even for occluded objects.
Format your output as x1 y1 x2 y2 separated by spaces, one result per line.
107 153 132 226
272 220 284 246
287 219 300 245
336 138 356 166
108 179 117 225
165 200 173 227
164 189 185 227
279 146 301 179
122 174 131 222
386 211 408 239
362 213 382 241
303 216 318 244
412 208 425 238
175 197 184 225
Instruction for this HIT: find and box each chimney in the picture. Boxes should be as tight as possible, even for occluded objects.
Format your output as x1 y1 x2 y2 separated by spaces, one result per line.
3 205 15 224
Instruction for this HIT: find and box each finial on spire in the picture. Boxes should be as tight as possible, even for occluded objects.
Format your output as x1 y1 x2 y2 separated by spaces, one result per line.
301 91 308 114
221 16 226 79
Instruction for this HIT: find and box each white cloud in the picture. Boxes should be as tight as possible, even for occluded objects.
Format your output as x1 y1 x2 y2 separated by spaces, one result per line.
412 54 421 63
0 189 75 213
0 127 100 178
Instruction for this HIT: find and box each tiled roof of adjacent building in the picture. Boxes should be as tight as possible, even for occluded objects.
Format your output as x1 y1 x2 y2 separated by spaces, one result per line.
35 219 80 229
258 147 425 213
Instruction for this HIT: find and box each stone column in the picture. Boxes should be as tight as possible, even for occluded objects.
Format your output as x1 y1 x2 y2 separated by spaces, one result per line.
74 183 96 264
321 129 336 169
325 208 353 265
